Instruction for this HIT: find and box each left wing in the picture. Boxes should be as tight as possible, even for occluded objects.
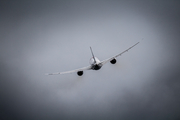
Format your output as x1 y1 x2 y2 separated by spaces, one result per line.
100 41 140 65
46 65 92 75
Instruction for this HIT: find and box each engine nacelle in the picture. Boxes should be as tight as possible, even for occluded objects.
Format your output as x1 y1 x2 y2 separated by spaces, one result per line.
77 71 83 76
110 58 116 64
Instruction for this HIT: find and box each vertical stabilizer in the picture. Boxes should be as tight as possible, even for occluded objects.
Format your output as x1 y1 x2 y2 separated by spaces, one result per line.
90 47 96 64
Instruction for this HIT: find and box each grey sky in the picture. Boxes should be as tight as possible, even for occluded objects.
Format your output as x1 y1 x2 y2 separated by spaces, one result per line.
1 0 180 120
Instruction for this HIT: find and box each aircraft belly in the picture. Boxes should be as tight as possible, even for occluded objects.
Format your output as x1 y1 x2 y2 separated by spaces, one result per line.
91 64 102 70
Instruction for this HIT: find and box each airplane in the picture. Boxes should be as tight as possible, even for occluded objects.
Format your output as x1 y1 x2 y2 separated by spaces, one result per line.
46 41 140 76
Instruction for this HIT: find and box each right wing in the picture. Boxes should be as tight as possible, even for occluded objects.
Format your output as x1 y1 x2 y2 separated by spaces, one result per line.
46 65 92 75
100 41 140 65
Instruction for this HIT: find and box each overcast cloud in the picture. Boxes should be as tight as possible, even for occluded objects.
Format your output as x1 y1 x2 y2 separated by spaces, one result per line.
1 0 180 120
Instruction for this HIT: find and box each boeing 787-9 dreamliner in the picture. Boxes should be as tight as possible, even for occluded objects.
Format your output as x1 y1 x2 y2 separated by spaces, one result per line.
46 42 140 76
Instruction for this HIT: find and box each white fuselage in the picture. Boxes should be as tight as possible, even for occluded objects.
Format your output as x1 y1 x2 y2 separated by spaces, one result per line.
89 57 102 70
89 57 100 64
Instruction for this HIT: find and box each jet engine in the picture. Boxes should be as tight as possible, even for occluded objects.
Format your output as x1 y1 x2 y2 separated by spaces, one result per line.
77 71 83 76
110 58 116 64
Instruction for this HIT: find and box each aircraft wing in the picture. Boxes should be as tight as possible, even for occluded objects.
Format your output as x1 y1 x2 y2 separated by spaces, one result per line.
100 41 140 65
46 65 92 75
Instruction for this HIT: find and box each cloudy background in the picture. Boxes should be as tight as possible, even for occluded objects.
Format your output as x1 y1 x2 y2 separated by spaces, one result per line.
1 0 180 119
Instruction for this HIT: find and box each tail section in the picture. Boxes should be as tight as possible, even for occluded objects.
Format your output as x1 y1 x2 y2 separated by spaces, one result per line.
90 47 96 64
